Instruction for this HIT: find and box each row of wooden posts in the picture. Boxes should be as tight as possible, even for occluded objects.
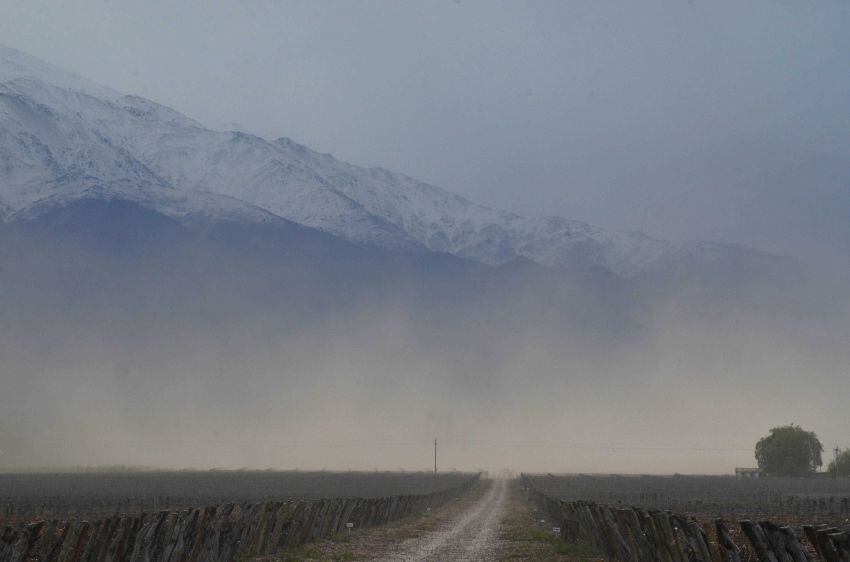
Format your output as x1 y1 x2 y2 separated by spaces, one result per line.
590 494 850 516
1 498 203 521
522 474 850 562
0 474 479 562
783 497 850 516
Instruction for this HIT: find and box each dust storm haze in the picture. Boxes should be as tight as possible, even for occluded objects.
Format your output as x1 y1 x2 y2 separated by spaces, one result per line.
2 211 847 474
1 1 849 476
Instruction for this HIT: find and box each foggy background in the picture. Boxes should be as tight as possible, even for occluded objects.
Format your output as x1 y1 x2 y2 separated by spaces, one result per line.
1 200 848 474
1 1 849 475
2 0 848 262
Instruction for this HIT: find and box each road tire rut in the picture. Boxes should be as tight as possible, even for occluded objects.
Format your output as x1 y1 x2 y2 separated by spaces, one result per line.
370 478 508 561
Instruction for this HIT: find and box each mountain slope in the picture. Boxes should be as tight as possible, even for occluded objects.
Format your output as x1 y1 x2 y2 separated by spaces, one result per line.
0 44 775 277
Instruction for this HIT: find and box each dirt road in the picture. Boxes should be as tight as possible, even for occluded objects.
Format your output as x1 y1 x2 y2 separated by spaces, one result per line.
260 478 601 560
371 478 508 561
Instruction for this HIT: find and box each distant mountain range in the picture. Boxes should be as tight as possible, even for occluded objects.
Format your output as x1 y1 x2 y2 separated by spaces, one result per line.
0 45 783 279
4 45 849 471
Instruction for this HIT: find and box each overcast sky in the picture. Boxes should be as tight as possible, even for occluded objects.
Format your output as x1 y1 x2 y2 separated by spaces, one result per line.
2 0 848 261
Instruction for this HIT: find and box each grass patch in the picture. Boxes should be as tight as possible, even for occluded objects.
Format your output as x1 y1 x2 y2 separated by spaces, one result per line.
266 544 358 562
532 528 600 557
498 481 603 561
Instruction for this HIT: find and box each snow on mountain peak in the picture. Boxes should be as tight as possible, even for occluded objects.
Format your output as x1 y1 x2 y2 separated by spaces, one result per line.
0 45 121 102
0 46 764 277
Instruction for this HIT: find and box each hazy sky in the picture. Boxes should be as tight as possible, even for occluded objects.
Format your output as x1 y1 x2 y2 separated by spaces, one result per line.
2 0 848 260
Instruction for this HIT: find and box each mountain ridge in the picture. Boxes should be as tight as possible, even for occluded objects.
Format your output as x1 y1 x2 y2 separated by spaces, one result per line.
0 44 780 277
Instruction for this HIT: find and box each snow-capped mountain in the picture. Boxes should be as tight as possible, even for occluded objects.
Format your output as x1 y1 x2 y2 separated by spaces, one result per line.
1 45 771 277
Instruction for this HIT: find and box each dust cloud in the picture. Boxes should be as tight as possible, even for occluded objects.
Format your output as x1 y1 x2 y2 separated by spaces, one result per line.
2 214 847 475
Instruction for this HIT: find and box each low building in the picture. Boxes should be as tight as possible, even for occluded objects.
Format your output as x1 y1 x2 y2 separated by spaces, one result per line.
735 467 762 479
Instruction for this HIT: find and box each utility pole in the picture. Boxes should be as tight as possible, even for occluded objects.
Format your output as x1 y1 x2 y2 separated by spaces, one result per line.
434 438 437 474
834 446 841 479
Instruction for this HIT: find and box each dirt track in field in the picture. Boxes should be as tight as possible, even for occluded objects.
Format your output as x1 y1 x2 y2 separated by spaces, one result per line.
257 478 602 560
369 478 508 561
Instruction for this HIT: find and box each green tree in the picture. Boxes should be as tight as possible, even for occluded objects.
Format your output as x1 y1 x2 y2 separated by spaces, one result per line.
755 424 823 477
828 449 850 478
